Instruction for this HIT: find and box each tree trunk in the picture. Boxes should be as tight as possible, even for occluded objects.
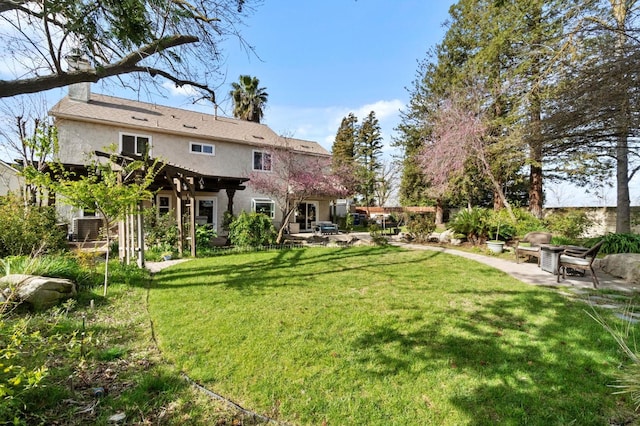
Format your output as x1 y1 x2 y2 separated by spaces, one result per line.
527 3 544 219
617 134 631 232
528 92 544 218
276 208 296 245
613 4 632 233
435 199 444 225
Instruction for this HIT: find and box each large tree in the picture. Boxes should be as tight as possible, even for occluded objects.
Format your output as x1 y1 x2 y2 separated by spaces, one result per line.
331 113 358 170
543 0 640 233
0 0 255 100
230 75 268 123
355 111 384 207
397 0 573 216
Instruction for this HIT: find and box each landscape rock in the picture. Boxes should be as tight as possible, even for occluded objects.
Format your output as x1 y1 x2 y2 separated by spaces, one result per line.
599 254 640 284
439 229 455 243
0 274 77 311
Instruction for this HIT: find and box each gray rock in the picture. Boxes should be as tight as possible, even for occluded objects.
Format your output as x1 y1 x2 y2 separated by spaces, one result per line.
439 229 455 243
599 254 640 284
0 274 77 311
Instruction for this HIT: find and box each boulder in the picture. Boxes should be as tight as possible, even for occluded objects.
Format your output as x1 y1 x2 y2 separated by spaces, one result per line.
439 229 455 243
0 274 77 311
599 254 640 284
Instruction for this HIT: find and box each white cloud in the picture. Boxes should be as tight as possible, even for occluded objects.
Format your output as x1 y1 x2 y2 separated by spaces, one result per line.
161 82 201 98
262 99 405 157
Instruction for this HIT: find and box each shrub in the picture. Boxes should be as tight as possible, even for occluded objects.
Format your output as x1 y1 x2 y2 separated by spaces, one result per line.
586 233 640 255
512 208 547 237
143 207 179 249
0 194 67 257
405 212 436 243
545 210 591 239
484 209 516 242
0 300 80 423
550 236 579 246
449 207 491 245
228 212 277 247
195 225 216 250
345 213 354 232
0 318 50 421
222 211 235 233
368 224 388 245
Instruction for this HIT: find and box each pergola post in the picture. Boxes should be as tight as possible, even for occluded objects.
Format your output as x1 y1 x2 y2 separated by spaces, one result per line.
226 188 236 215
166 173 183 256
136 201 145 268
186 177 196 257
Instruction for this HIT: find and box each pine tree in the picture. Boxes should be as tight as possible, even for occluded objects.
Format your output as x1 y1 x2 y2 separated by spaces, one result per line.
331 113 358 170
355 111 384 207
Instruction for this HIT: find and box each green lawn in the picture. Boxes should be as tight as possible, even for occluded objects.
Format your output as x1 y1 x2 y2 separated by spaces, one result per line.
148 246 637 425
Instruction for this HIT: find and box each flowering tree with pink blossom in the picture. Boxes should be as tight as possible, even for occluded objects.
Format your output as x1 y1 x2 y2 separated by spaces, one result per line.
249 146 349 244
418 91 516 221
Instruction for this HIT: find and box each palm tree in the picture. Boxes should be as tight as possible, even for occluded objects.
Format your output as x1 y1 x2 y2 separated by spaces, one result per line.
229 75 268 123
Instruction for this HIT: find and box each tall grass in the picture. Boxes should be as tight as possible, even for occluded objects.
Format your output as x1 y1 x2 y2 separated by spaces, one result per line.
0 254 97 288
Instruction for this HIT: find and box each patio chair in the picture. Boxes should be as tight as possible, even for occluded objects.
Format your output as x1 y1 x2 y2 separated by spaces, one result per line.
556 240 604 288
514 231 552 265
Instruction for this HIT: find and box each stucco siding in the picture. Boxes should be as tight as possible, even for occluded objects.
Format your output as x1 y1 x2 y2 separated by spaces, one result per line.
0 163 22 196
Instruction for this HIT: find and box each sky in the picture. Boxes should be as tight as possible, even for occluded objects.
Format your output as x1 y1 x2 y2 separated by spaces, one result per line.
181 1 455 155
4 0 637 207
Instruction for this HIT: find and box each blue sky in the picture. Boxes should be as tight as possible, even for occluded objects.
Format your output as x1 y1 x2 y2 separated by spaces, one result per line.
167 1 456 156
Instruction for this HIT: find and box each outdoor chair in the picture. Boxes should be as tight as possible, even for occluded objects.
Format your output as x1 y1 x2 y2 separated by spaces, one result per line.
514 231 552 265
556 240 604 288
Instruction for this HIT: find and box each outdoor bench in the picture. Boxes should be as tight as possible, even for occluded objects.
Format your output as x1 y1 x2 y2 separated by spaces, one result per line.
314 222 339 235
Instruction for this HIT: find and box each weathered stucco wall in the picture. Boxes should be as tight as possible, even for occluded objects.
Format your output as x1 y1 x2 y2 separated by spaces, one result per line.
544 206 640 237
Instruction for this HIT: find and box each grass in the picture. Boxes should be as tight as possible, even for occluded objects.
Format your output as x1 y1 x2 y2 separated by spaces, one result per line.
148 246 638 425
0 260 249 425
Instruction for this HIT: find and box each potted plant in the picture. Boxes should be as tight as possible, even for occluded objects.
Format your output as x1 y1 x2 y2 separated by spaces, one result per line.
486 221 505 254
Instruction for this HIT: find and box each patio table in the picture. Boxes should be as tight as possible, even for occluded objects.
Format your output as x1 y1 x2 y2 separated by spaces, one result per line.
539 245 565 275
539 244 588 275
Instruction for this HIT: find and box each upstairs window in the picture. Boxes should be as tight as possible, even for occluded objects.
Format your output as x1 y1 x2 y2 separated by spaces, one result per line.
121 133 150 156
253 150 272 171
190 142 215 156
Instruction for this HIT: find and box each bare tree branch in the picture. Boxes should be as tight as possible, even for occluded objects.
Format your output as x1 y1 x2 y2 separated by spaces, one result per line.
0 35 203 98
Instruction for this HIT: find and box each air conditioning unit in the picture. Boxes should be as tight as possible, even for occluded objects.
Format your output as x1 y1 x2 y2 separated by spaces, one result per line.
72 217 103 241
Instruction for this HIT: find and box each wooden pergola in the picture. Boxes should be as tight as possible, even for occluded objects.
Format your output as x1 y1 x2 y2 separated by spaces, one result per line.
89 152 248 264
152 161 248 257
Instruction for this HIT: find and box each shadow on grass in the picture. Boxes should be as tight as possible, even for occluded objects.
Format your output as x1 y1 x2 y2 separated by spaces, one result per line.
351 288 632 424
149 246 413 294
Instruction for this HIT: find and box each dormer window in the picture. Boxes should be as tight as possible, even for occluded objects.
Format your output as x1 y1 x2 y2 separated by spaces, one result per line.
120 133 150 156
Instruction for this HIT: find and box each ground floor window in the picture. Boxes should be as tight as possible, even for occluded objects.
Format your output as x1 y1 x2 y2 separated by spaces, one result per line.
157 195 171 215
252 198 275 219
196 197 217 228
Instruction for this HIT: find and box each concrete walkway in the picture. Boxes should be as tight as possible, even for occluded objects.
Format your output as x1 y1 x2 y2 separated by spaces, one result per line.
391 240 638 293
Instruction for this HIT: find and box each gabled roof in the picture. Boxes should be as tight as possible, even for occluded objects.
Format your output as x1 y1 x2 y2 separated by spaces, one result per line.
49 94 330 156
